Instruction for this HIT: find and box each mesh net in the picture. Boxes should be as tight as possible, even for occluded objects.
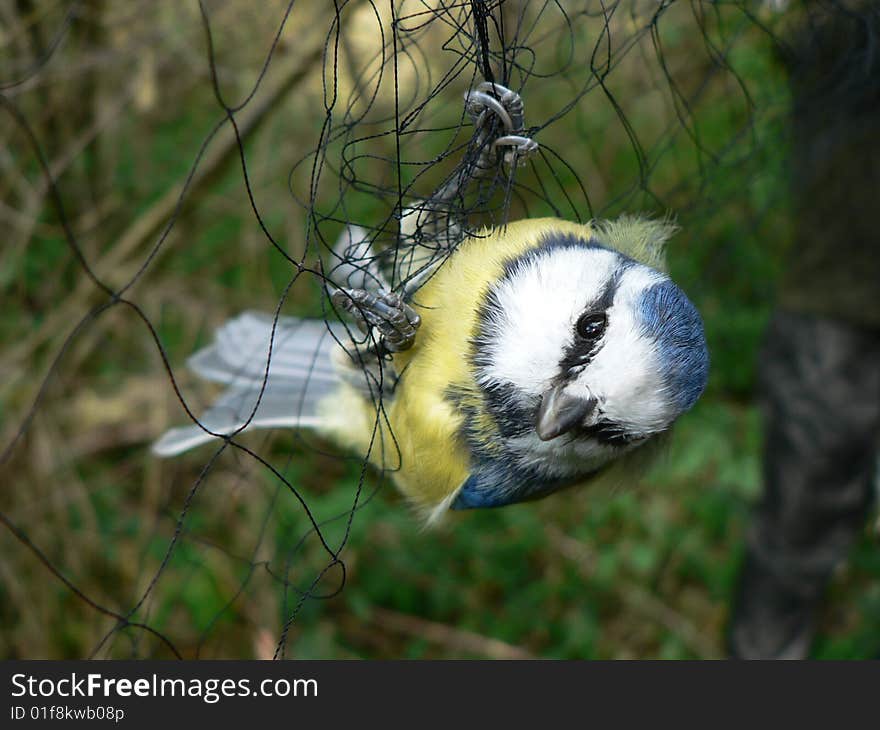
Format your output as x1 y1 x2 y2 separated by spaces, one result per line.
2 1 859 658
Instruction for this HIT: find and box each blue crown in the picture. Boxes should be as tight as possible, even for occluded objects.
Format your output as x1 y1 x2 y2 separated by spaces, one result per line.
637 280 709 412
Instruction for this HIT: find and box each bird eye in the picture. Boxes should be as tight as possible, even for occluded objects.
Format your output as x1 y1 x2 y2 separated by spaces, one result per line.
575 312 607 341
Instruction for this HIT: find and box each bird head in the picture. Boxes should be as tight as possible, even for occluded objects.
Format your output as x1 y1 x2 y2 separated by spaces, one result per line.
473 230 709 454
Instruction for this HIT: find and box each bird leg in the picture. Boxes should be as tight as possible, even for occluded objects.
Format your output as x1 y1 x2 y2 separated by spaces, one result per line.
331 288 421 353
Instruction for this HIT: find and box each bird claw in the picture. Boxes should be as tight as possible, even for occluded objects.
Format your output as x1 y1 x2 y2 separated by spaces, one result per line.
332 288 421 352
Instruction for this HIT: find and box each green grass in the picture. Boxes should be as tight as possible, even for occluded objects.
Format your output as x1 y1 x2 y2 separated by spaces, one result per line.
1 1 877 660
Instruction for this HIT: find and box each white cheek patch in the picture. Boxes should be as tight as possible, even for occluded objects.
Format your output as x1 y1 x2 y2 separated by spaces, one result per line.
478 247 620 396
506 430 623 478
570 266 674 434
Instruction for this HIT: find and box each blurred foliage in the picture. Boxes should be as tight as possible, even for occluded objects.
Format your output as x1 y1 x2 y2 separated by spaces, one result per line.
0 0 877 659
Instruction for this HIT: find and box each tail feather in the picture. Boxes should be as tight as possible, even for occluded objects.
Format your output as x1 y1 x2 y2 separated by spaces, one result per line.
152 312 348 457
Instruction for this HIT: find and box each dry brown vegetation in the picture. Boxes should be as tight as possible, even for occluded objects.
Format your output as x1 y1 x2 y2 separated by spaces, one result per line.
1 1 877 659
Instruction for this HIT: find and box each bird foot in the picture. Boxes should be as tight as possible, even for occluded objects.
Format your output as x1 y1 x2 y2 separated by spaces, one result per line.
331 288 421 353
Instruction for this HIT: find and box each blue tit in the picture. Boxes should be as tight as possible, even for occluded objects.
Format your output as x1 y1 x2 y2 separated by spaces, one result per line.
153 216 709 523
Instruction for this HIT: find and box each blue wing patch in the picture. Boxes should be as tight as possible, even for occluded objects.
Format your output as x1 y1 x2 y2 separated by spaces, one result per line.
451 462 594 510
451 471 515 509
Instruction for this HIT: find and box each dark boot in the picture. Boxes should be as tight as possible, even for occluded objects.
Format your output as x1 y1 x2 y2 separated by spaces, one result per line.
728 310 880 659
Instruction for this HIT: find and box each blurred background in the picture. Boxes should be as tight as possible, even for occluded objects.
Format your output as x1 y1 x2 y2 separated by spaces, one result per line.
1 0 877 659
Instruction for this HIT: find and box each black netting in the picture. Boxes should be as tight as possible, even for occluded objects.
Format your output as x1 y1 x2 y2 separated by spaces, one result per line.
4 1 867 659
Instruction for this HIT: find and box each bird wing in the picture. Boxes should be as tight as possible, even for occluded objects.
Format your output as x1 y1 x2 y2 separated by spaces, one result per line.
151 312 349 457
326 224 391 292
450 462 582 510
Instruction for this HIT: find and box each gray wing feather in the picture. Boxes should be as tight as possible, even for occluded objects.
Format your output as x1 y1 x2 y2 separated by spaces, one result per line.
152 311 348 457
327 225 390 291
188 312 343 386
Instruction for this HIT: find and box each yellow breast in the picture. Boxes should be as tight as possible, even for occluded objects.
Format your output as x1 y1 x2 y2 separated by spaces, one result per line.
320 218 598 513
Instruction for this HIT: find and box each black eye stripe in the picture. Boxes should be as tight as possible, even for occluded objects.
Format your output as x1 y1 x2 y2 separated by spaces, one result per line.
558 270 623 375
558 327 604 373
592 268 624 311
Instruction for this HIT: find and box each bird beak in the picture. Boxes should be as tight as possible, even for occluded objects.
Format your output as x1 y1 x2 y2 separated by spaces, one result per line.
535 385 598 441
